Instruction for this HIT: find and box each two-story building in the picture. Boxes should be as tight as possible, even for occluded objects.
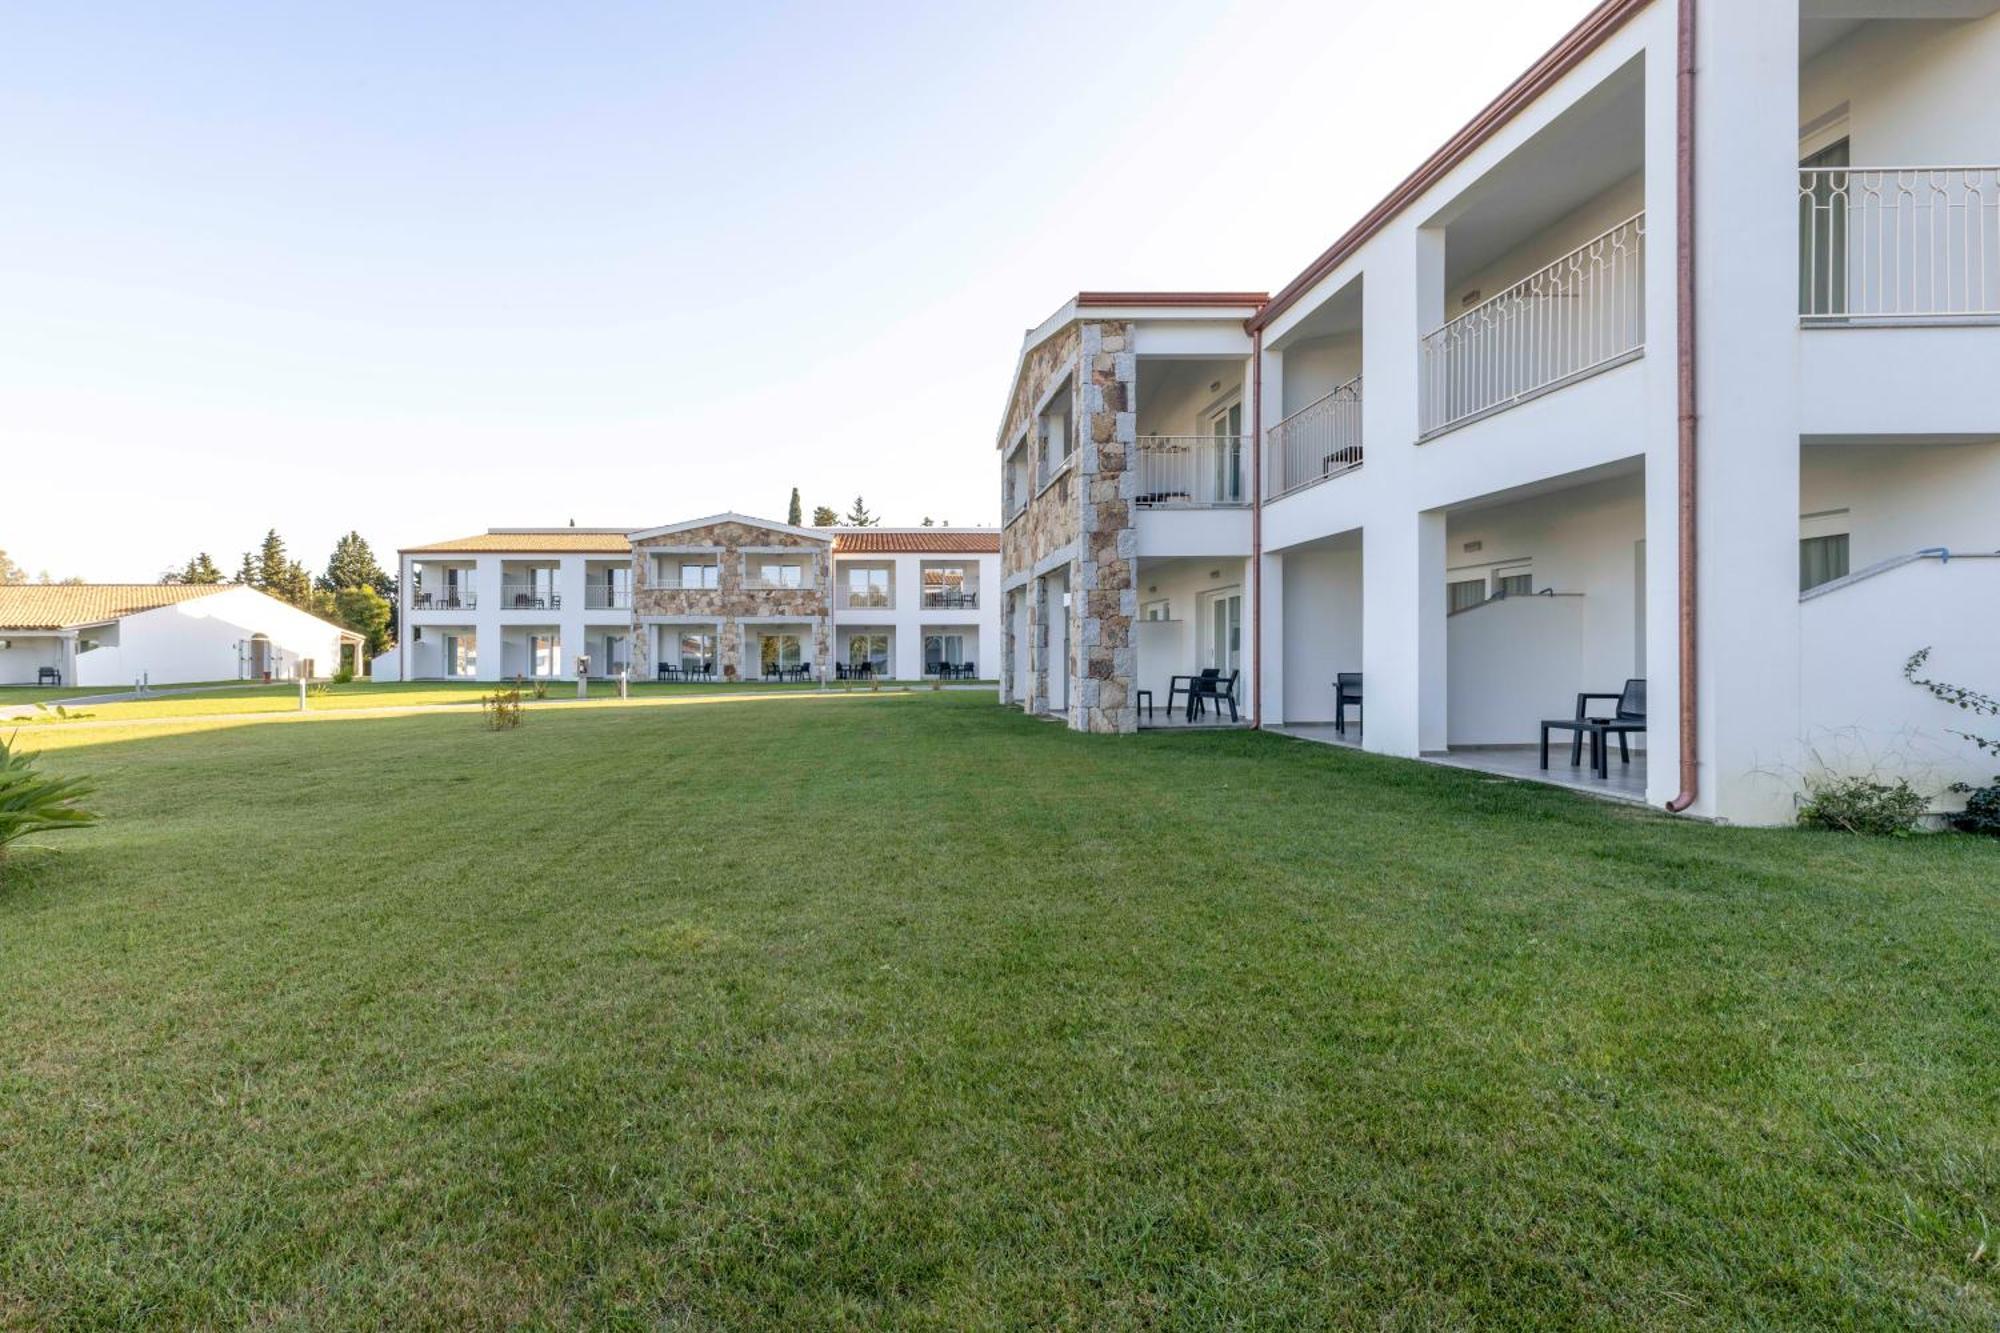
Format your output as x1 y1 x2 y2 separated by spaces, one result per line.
387 514 999 684
999 0 2000 825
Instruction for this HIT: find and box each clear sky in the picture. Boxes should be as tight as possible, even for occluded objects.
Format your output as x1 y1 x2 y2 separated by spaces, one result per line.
1 0 1591 581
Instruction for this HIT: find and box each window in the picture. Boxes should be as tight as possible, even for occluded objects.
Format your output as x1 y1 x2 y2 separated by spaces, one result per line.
1006 437 1030 516
923 634 965 671
530 634 558 677
1208 399 1244 502
757 562 804 588
1037 380 1073 486
1800 533 1850 591
1447 578 1487 613
1142 599 1170 621
601 633 629 674
846 567 890 607
1495 572 1534 598
679 562 719 589
760 633 802 673
848 633 889 672
675 629 717 673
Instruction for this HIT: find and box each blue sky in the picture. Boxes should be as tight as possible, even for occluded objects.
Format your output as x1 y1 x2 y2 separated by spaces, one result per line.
1 0 1589 580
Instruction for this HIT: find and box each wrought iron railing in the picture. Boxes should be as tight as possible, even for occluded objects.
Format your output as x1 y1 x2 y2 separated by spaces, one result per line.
1800 167 2000 323
498 583 561 610
922 588 979 609
1265 376 1363 499
1132 436 1249 507
1419 211 1645 437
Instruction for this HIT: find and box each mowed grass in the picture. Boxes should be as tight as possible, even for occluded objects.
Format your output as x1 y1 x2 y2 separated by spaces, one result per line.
2 695 1996 1328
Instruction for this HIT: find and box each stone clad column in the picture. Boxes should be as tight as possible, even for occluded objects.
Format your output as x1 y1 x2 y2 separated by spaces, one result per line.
1028 574 1049 714
1076 320 1138 733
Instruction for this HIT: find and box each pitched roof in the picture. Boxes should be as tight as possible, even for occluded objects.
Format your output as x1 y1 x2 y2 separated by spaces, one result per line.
0 583 231 631
402 530 635 555
832 529 1000 554
627 512 828 544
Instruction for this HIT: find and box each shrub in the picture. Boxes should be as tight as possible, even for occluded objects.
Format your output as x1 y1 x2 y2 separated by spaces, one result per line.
0 733 99 863
1949 779 2000 837
332 666 355 685
482 689 524 731
1796 774 1931 837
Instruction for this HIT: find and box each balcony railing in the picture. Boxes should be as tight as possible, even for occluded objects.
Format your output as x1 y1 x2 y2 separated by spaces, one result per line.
650 575 719 591
742 577 811 591
1133 436 1249 507
1800 167 2000 323
838 588 894 610
498 583 561 611
411 590 476 611
584 586 631 610
1420 211 1645 437
921 588 979 610
1265 376 1363 499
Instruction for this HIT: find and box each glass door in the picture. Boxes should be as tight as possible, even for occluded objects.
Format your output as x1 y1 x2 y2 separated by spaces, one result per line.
1800 138 1849 318
1209 400 1243 502
1202 590 1242 674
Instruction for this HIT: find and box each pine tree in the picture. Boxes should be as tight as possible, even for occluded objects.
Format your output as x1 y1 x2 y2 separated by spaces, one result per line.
787 488 803 527
920 517 934 527
0 550 27 585
843 496 878 527
163 552 224 584
811 506 839 527
235 551 260 588
319 531 390 594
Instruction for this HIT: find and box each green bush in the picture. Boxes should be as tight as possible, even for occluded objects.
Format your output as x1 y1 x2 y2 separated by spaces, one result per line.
1797 774 1931 837
1950 779 2000 837
332 666 355 685
0 733 99 863
481 689 524 731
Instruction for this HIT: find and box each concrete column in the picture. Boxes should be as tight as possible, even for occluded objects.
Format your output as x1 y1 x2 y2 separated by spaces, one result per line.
1692 0 1802 822
399 555 415 681
473 555 504 681
1257 549 1284 725
1362 510 1449 757
558 554 586 678
893 554 924 680
1642 25 1686 809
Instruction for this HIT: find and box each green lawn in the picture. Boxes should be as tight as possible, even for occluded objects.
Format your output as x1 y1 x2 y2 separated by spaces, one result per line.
2 694 1996 1327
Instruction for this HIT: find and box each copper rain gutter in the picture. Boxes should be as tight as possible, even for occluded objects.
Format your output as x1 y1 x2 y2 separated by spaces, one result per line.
1250 326 1264 727
1666 0 1698 813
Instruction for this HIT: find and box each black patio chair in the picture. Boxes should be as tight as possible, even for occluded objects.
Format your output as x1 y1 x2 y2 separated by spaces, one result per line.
960 660 974 680
1334 672 1363 736
1166 671 1207 719
1190 669 1241 723
1541 678 1647 780
38 666 62 686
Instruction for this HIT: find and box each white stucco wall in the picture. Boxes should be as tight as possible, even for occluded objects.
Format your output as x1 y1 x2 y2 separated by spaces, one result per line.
1800 440 2000 567
1279 540 1363 723
71 587 348 688
1800 13 2000 165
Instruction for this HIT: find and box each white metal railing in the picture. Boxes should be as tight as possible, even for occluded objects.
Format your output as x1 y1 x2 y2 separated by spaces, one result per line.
583 586 630 609
741 578 809 591
410 588 475 611
1800 167 2000 323
1133 436 1249 507
838 587 894 610
650 577 718 591
1265 376 1363 499
1420 212 1645 437
498 582 560 610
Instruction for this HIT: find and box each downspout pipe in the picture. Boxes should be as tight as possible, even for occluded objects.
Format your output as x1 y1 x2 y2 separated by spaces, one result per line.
1667 0 1699 813
1250 327 1264 728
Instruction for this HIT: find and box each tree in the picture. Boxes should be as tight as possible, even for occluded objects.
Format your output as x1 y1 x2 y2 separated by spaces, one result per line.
787 488 803 527
335 585 393 656
811 506 839 527
163 553 224 585
240 529 314 608
319 531 391 595
0 734 98 869
0 550 27 585
843 496 879 527
921 516 934 527
235 551 259 587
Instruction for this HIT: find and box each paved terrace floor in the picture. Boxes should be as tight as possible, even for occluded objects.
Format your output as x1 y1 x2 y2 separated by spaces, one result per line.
1269 724 1650 806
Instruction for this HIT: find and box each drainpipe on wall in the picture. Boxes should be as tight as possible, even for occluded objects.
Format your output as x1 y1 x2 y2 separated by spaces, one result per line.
1667 0 1699 813
1250 326 1264 729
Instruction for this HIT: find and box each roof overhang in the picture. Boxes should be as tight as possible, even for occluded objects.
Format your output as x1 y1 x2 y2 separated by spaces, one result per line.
627 512 831 543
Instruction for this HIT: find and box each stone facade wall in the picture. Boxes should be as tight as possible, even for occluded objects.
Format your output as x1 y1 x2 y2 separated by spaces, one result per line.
995 320 1138 730
629 520 831 680
1075 321 1138 733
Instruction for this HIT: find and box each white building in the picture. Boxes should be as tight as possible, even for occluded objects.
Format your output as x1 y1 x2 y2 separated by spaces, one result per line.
0 584 362 688
997 0 2000 825
383 516 1000 683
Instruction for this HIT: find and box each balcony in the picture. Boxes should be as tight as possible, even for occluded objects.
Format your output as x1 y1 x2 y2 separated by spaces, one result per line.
1420 212 1645 438
1266 376 1363 499
498 583 561 611
1800 167 2000 325
583 586 631 610
1133 437 1249 507
837 587 894 611
921 587 978 610
412 589 476 611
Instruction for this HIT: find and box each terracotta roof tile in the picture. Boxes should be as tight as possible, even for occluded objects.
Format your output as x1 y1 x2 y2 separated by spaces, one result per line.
403 531 634 555
831 530 999 554
0 583 231 631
